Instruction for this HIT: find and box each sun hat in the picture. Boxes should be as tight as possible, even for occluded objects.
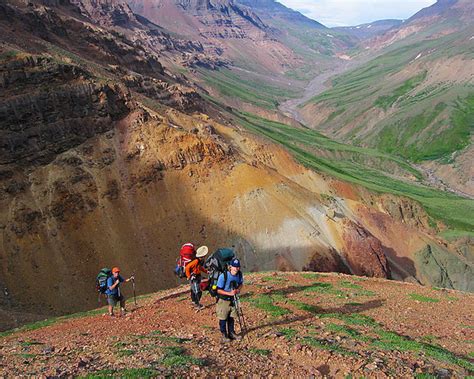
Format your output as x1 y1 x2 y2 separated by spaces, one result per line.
196 245 209 258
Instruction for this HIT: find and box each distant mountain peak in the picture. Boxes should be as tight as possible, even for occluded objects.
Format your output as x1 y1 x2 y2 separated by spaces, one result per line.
408 0 473 23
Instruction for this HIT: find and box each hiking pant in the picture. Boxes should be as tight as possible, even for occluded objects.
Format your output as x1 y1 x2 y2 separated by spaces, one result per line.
190 276 202 305
217 298 237 336
107 294 125 308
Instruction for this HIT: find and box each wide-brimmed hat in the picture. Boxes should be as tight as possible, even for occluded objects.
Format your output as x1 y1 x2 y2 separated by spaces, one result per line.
196 245 209 258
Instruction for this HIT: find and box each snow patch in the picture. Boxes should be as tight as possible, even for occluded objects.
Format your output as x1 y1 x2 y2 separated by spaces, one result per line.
367 24 372 29
415 53 422 60
326 34 334 38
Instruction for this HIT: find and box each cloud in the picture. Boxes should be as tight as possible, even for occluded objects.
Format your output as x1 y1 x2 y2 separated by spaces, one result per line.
277 0 437 27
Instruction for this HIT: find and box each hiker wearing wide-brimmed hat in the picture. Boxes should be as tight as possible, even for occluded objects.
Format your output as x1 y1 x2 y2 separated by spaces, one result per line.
185 245 209 310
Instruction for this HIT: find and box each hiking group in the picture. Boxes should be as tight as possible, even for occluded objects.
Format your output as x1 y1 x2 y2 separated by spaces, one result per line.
96 242 245 343
176 242 245 342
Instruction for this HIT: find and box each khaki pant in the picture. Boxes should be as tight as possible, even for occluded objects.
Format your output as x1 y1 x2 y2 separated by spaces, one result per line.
107 294 125 307
216 298 237 320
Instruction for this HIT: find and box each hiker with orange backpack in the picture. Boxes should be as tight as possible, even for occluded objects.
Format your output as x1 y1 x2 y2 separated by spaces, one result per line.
185 246 209 310
106 267 134 317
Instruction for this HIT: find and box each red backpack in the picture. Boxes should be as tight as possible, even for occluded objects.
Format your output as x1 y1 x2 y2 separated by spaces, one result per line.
174 243 196 278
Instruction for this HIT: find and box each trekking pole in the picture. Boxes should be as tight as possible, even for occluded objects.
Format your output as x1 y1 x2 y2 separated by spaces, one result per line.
238 295 248 334
233 293 248 336
131 274 137 306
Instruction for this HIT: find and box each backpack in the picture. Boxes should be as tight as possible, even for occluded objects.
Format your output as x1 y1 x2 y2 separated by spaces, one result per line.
96 268 112 294
204 248 237 297
174 243 196 278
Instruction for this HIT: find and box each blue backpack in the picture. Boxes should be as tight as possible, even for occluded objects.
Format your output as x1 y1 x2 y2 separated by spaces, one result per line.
96 268 112 294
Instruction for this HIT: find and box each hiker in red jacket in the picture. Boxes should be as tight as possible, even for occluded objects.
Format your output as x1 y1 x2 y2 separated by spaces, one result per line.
185 246 209 310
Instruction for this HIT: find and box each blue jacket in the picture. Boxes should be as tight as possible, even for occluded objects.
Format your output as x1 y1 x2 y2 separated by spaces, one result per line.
106 275 124 296
217 271 243 292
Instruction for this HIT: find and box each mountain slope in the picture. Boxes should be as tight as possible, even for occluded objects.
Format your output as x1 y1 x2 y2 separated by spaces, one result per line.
237 0 325 29
367 0 474 50
126 0 300 74
4 0 473 331
234 0 358 81
126 0 357 109
300 11 474 196
1 272 473 377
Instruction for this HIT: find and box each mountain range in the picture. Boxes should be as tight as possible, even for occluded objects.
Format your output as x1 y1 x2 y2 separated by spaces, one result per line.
300 0 474 197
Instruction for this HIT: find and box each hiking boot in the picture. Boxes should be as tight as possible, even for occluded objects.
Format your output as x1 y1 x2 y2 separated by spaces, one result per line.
120 308 127 316
229 332 242 341
194 303 205 310
221 333 231 343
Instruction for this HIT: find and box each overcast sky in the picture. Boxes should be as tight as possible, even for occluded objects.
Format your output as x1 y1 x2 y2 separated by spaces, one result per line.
277 0 437 27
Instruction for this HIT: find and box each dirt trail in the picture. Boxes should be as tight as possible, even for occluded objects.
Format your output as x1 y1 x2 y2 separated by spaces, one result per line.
1 272 472 377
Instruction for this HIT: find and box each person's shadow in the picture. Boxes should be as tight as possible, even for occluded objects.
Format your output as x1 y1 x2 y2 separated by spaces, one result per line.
241 285 384 333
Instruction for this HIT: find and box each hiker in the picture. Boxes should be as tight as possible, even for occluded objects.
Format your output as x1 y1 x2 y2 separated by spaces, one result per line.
106 267 134 317
185 245 209 310
174 242 196 278
216 258 244 342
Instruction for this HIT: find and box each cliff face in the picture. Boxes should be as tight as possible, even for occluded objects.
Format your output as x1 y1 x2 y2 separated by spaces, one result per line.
126 0 300 73
68 0 139 27
128 0 269 39
0 56 131 166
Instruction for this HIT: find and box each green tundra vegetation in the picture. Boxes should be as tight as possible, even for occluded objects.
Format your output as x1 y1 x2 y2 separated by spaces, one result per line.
230 111 474 233
301 27 474 163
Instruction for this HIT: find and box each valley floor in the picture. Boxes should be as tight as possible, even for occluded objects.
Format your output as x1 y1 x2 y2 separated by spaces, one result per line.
1 273 472 377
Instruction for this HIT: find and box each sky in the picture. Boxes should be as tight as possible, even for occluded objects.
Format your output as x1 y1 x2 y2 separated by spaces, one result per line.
277 0 437 27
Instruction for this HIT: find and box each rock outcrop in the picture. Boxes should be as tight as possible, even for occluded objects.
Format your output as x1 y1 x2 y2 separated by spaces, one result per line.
342 221 391 278
415 244 474 292
0 55 131 166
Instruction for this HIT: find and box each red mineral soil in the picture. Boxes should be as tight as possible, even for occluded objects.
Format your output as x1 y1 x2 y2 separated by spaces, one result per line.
0 272 472 377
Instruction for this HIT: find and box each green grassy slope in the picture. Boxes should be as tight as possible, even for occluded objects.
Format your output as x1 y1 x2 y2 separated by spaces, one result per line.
301 27 474 163
229 111 474 232
199 67 301 110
